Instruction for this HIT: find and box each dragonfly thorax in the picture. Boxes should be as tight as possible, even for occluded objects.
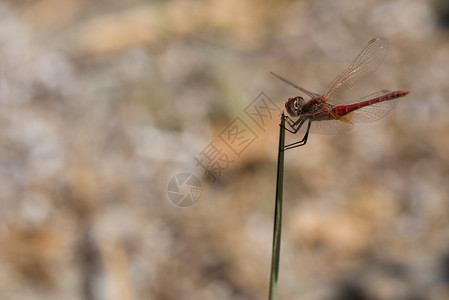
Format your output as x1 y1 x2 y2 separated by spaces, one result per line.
285 96 305 117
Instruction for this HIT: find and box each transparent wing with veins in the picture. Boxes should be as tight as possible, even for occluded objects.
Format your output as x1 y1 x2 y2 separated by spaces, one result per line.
323 37 389 105
270 72 321 99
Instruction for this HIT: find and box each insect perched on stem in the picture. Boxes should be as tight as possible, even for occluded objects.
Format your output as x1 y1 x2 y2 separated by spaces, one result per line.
272 37 409 150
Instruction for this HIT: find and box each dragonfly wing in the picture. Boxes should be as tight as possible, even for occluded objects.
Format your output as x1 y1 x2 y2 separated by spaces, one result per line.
310 119 354 135
270 72 321 99
323 37 389 105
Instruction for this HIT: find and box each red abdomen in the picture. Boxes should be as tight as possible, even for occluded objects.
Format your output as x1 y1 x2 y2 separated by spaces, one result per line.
332 91 409 116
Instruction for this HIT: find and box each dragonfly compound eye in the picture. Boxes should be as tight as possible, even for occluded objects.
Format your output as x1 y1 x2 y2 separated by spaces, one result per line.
296 97 304 107
285 97 298 117
295 97 305 113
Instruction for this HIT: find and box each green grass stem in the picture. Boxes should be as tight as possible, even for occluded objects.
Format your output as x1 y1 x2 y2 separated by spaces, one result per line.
268 113 285 300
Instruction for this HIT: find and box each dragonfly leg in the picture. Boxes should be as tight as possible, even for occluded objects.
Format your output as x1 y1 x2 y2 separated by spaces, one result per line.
283 119 312 151
285 115 297 129
281 117 306 134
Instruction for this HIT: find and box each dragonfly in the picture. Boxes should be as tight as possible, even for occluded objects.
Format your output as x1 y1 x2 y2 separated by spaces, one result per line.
271 37 409 150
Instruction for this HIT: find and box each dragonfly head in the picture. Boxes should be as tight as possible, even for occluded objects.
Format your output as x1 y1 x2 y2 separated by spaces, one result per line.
285 96 305 117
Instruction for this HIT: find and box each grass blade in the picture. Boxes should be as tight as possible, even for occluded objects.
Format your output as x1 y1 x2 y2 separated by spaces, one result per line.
268 113 285 300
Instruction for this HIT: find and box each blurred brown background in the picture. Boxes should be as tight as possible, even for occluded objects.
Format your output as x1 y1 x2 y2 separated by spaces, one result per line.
0 0 448 299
